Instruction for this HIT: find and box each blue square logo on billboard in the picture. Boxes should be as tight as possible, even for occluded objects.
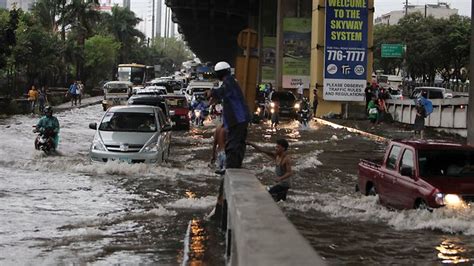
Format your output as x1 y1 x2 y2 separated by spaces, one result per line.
323 0 368 101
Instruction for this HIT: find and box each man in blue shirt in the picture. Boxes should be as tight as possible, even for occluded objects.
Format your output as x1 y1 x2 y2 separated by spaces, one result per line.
206 61 250 221
69 81 78 106
210 61 251 169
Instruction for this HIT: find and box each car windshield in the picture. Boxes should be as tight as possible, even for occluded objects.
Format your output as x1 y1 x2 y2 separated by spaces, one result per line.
272 93 295 102
418 149 474 177
390 90 401 95
105 84 129 93
99 112 157 132
166 98 188 108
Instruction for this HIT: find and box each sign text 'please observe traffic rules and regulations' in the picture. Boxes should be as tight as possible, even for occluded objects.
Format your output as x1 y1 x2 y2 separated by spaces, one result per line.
323 0 368 101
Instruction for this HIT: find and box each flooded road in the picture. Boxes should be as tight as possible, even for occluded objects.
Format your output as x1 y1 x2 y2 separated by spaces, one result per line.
0 106 224 265
1 105 474 264
245 121 474 265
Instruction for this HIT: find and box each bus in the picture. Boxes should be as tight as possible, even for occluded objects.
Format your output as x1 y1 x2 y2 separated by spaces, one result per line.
117 63 155 86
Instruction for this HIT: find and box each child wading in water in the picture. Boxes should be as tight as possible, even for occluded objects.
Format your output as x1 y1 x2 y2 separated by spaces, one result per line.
247 139 293 201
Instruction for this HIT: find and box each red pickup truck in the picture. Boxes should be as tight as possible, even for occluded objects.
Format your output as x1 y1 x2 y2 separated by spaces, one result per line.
358 140 474 209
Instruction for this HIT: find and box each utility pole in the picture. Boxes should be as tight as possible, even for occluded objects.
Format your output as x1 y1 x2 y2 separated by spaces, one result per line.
405 0 408 16
468 4 474 145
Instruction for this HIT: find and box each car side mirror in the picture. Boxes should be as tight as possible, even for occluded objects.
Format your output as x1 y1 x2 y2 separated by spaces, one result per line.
89 123 97 130
162 125 173 132
400 166 414 178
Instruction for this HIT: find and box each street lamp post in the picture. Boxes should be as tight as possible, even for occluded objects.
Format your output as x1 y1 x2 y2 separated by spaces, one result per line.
468 4 474 145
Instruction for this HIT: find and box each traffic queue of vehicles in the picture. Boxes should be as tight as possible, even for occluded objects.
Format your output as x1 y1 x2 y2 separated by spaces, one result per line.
91 76 218 164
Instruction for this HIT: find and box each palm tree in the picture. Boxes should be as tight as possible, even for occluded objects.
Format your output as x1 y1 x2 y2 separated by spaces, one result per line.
104 6 145 64
63 0 101 80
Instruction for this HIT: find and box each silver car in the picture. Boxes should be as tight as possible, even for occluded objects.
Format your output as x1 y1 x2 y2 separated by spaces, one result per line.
89 105 172 164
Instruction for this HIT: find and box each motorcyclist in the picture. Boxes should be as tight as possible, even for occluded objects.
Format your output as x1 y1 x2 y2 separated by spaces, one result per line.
298 97 311 125
299 97 310 110
35 106 60 150
192 95 209 125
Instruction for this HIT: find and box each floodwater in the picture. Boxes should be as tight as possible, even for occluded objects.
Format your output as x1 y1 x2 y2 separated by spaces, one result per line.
1 105 474 265
245 121 474 265
0 106 224 265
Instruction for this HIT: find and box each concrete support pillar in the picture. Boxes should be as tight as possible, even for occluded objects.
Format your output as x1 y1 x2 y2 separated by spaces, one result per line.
310 0 341 116
367 0 374 85
275 0 284 90
468 5 474 145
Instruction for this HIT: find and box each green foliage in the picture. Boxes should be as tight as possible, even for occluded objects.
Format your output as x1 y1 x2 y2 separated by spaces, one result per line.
84 35 120 87
0 1 193 97
142 37 193 75
13 11 61 85
0 9 11 69
102 6 145 63
374 13 471 82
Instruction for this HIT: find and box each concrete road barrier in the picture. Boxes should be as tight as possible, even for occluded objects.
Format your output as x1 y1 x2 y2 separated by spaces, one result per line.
223 169 325 266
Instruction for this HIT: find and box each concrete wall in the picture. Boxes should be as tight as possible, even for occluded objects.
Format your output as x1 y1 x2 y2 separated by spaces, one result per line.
223 169 325 266
386 98 468 137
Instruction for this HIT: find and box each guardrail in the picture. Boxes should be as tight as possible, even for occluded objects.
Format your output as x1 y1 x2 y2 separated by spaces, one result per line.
385 98 468 137
220 169 325 266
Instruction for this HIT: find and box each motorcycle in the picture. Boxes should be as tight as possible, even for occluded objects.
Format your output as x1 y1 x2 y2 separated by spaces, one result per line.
194 109 202 126
298 107 311 127
297 99 312 127
252 102 266 124
33 127 56 155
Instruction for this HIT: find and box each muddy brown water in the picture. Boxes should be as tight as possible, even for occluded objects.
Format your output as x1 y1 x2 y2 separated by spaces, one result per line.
0 106 473 265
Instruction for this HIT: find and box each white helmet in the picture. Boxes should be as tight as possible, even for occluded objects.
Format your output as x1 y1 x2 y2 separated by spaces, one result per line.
214 61 231 71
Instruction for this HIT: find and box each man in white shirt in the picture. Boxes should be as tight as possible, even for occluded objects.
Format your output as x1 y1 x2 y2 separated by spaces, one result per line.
297 82 304 100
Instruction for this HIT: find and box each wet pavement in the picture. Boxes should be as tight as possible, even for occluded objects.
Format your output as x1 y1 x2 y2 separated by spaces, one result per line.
1 105 473 265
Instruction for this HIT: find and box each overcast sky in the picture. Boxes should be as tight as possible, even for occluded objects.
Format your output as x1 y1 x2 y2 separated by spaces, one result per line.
375 0 471 17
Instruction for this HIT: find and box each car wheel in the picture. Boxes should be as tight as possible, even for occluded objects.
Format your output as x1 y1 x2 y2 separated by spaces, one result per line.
367 184 377 196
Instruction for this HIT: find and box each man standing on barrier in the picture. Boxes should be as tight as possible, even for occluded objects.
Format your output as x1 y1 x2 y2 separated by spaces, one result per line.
207 61 251 221
209 61 251 169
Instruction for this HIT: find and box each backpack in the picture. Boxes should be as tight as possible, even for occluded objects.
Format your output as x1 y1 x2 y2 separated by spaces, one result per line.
416 97 433 117
422 98 433 117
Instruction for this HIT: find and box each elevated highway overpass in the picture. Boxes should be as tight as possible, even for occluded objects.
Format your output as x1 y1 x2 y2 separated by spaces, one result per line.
165 0 259 63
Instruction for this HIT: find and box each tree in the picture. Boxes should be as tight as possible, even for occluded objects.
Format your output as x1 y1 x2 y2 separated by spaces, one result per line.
0 9 11 70
373 13 471 83
102 6 145 63
62 0 101 80
13 12 61 86
84 35 120 88
151 37 193 74
373 24 402 75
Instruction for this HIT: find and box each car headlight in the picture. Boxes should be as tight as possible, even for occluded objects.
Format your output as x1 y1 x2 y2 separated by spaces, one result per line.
270 102 275 108
435 193 463 206
294 103 300 109
142 142 159 153
91 139 106 151
444 194 462 205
